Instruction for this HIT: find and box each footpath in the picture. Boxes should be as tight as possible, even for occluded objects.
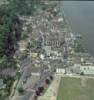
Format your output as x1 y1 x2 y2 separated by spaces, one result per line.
38 75 61 100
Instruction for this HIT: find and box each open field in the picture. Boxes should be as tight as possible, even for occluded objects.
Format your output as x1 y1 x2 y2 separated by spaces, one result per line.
57 77 94 100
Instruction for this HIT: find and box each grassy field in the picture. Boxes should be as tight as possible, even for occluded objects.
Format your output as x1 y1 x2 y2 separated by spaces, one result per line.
57 77 94 100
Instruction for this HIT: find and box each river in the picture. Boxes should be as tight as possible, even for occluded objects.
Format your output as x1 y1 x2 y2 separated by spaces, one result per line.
62 1 94 56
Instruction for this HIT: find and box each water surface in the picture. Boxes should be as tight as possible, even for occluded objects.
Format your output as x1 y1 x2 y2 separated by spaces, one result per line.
62 1 94 56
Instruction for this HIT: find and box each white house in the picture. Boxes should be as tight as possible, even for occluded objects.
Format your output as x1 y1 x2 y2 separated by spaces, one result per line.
56 63 65 74
73 63 94 75
56 68 65 74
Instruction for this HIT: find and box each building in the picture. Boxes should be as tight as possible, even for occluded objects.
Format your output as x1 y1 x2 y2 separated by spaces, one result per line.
31 63 49 76
80 65 94 75
56 63 65 74
30 52 38 58
56 68 65 74
18 40 28 51
31 66 43 76
43 32 65 48
73 63 94 75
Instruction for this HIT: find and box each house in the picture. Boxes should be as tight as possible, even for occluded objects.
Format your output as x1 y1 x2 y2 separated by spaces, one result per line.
18 40 28 51
43 32 65 48
56 68 65 74
30 52 38 58
56 63 65 74
31 64 49 76
31 67 41 76
73 63 94 75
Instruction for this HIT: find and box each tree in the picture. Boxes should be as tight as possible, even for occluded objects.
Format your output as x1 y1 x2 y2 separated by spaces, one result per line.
0 56 17 69
26 42 34 50
0 0 46 69
34 95 38 100
0 26 9 57
8 0 43 16
38 86 44 93
45 79 50 85
35 90 40 96
0 4 21 57
50 76 54 80
18 87 24 94
80 72 84 76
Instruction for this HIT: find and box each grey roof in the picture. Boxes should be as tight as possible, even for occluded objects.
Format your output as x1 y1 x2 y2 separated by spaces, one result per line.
31 65 48 73
57 63 65 68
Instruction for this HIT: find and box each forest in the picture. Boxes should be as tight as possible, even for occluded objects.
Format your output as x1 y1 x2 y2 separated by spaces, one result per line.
0 0 43 69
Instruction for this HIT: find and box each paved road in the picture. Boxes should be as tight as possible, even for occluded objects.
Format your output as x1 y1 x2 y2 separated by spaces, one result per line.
11 91 34 100
11 57 33 100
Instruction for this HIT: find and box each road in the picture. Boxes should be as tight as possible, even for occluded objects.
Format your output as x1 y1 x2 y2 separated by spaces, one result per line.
11 91 34 100
11 57 34 100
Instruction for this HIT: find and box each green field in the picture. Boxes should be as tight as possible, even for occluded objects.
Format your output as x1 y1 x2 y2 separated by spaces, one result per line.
57 77 94 100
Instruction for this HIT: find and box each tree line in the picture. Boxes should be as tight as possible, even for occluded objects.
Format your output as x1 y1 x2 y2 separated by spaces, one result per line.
0 0 43 69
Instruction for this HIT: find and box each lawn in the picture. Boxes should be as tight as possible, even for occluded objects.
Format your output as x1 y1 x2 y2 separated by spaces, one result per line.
57 77 94 100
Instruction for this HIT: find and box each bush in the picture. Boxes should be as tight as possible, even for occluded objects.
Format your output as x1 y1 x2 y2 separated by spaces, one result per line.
80 72 84 76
